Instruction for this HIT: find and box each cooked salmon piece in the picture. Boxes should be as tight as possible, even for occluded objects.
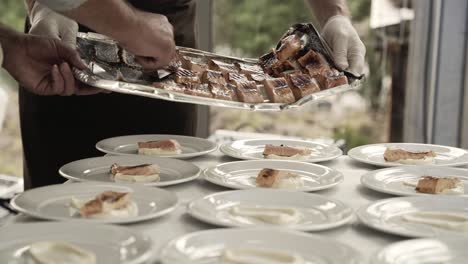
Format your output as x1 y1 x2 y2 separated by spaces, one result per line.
208 59 238 76
275 35 302 62
79 191 131 217
285 72 320 100
384 148 436 162
415 176 462 194
202 70 237 100
249 73 271 83
179 56 208 76
320 68 348 89
138 139 181 152
184 83 213 98
258 50 278 75
227 73 249 85
263 144 312 158
174 68 200 84
234 80 264 103
256 168 281 188
234 63 264 75
271 60 296 76
297 50 328 67
110 164 160 176
262 78 295 103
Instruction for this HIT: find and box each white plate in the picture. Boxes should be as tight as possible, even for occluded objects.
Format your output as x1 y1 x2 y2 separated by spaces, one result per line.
11 182 178 224
348 143 468 167
0 222 152 264
357 196 468 238
361 166 468 196
159 228 364 264
96 134 218 159
371 237 468 264
203 160 343 192
59 156 200 187
187 189 354 231
220 139 342 163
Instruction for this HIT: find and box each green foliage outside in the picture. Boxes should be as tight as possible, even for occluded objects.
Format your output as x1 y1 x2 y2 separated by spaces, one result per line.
0 0 26 30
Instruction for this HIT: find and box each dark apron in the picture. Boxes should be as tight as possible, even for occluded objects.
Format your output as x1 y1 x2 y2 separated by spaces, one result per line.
20 0 198 189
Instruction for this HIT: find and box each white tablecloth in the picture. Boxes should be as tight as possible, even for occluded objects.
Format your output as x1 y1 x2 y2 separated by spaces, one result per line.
9 152 407 262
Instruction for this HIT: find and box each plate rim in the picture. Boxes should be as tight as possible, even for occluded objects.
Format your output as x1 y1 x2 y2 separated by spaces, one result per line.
356 196 468 238
58 155 201 187
219 139 343 163
158 227 364 264
95 134 218 159
202 160 344 192
0 222 154 264
348 143 468 167
10 182 179 224
186 189 354 231
369 237 468 264
360 165 468 197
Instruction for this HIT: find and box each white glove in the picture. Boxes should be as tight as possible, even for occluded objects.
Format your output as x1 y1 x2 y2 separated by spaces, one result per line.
321 15 366 76
29 2 78 49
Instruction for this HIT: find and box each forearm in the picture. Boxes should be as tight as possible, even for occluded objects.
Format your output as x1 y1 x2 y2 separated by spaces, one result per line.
306 0 349 26
58 0 139 44
0 24 22 68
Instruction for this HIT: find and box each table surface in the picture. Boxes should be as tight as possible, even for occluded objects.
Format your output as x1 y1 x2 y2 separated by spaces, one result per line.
9 151 414 263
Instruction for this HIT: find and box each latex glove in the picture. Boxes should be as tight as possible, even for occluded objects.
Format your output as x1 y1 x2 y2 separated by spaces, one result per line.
321 15 366 76
29 2 78 49
118 10 176 69
1 32 101 96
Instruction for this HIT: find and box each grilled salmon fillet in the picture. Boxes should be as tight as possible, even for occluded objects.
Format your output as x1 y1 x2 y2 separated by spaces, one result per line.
179 56 207 76
208 59 239 76
110 163 160 176
202 70 237 100
275 35 302 62
256 168 281 188
415 176 462 194
262 78 295 103
138 139 181 152
79 191 131 217
384 148 436 162
285 72 320 100
174 68 200 84
235 63 264 76
233 81 264 103
263 144 312 157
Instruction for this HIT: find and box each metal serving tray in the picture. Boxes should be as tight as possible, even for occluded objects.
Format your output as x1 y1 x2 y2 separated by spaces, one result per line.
74 28 363 111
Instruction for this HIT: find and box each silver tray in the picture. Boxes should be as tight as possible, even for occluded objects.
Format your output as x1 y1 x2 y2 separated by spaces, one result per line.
74 30 363 112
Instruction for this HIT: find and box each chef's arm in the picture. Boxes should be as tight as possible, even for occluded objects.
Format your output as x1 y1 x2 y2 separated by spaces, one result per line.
305 0 366 76
29 0 175 69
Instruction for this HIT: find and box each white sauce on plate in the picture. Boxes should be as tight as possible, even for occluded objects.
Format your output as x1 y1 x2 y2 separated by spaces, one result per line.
403 179 464 195
402 212 468 231
221 247 305 264
28 241 96 264
138 148 181 155
70 197 139 219
229 206 302 225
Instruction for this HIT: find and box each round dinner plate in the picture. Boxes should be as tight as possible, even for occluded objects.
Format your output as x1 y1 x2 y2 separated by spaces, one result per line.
348 143 468 167
220 139 342 163
203 160 343 192
371 237 468 264
59 155 201 187
11 182 178 224
0 222 152 264
187 189 354 231
159 228 364 264
361 166 468 197
96 134 218 159
357 196 468 238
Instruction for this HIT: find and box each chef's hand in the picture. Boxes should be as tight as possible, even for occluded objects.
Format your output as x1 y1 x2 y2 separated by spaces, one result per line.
118 10 176 70
1 32 101 96
29 2 78 49
321 15 366 76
